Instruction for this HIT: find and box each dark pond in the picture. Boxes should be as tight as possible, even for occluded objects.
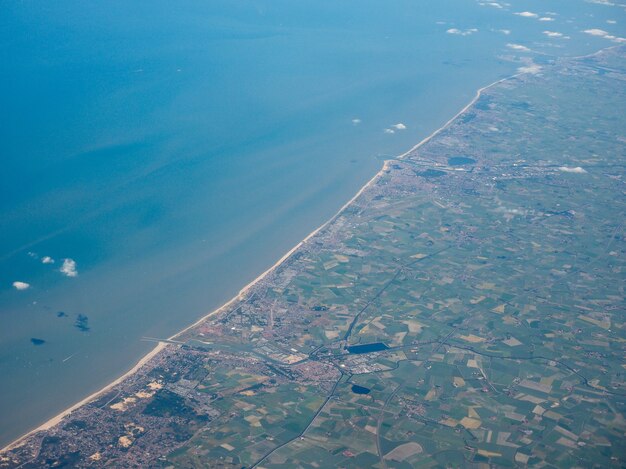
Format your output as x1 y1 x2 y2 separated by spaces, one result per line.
346 342 389 354
351 385 371 395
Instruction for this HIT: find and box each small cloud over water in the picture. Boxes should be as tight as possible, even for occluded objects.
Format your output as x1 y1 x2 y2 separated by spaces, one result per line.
446 28 479 36
543 31 570 39
13 281 30 290
42 256 55 264
384 123 408 134
583 28 626 43
559 166 587 173
507 43 531 52
60 258 78 277
515 11 538 18
478 2 506 9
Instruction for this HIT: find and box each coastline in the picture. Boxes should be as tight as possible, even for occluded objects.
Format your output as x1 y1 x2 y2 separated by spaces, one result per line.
393 45 618 163
1 341 168 453
397 73 522 160
0 70 523 455
0 160 393 456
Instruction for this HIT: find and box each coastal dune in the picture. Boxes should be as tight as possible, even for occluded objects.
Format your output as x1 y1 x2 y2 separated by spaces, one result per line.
1 342 168 452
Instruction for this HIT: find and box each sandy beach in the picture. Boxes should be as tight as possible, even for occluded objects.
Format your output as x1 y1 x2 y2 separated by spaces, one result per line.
1 341 169 453
397 73 524 161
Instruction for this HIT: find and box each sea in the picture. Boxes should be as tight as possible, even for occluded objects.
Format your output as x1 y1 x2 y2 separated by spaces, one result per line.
0 0 623 447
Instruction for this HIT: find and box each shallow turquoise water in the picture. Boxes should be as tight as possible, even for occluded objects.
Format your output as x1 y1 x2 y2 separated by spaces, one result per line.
0 0 623 446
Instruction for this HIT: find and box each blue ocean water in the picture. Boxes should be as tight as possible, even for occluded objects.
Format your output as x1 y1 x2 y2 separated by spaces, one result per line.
0 0 623 446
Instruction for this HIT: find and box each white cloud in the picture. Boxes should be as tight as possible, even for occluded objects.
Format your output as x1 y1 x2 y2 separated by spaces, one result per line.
583 28 626 43
352 118 361 125
447 28 479 36
517 63 542 74
586 0 616 5
539 17 555 22
543 31 569 39
384 128 396 134
497 29 512 35
479 1 504 8
393 123 407 130
607 20 617 24
41 256 55 264
559 166 587 173
13 281 30 291
507 43 531 52
515 11 538 18
585 28 610 36
60 258 78 277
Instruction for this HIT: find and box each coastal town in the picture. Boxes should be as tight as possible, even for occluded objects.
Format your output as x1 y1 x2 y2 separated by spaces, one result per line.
1 49 625 468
